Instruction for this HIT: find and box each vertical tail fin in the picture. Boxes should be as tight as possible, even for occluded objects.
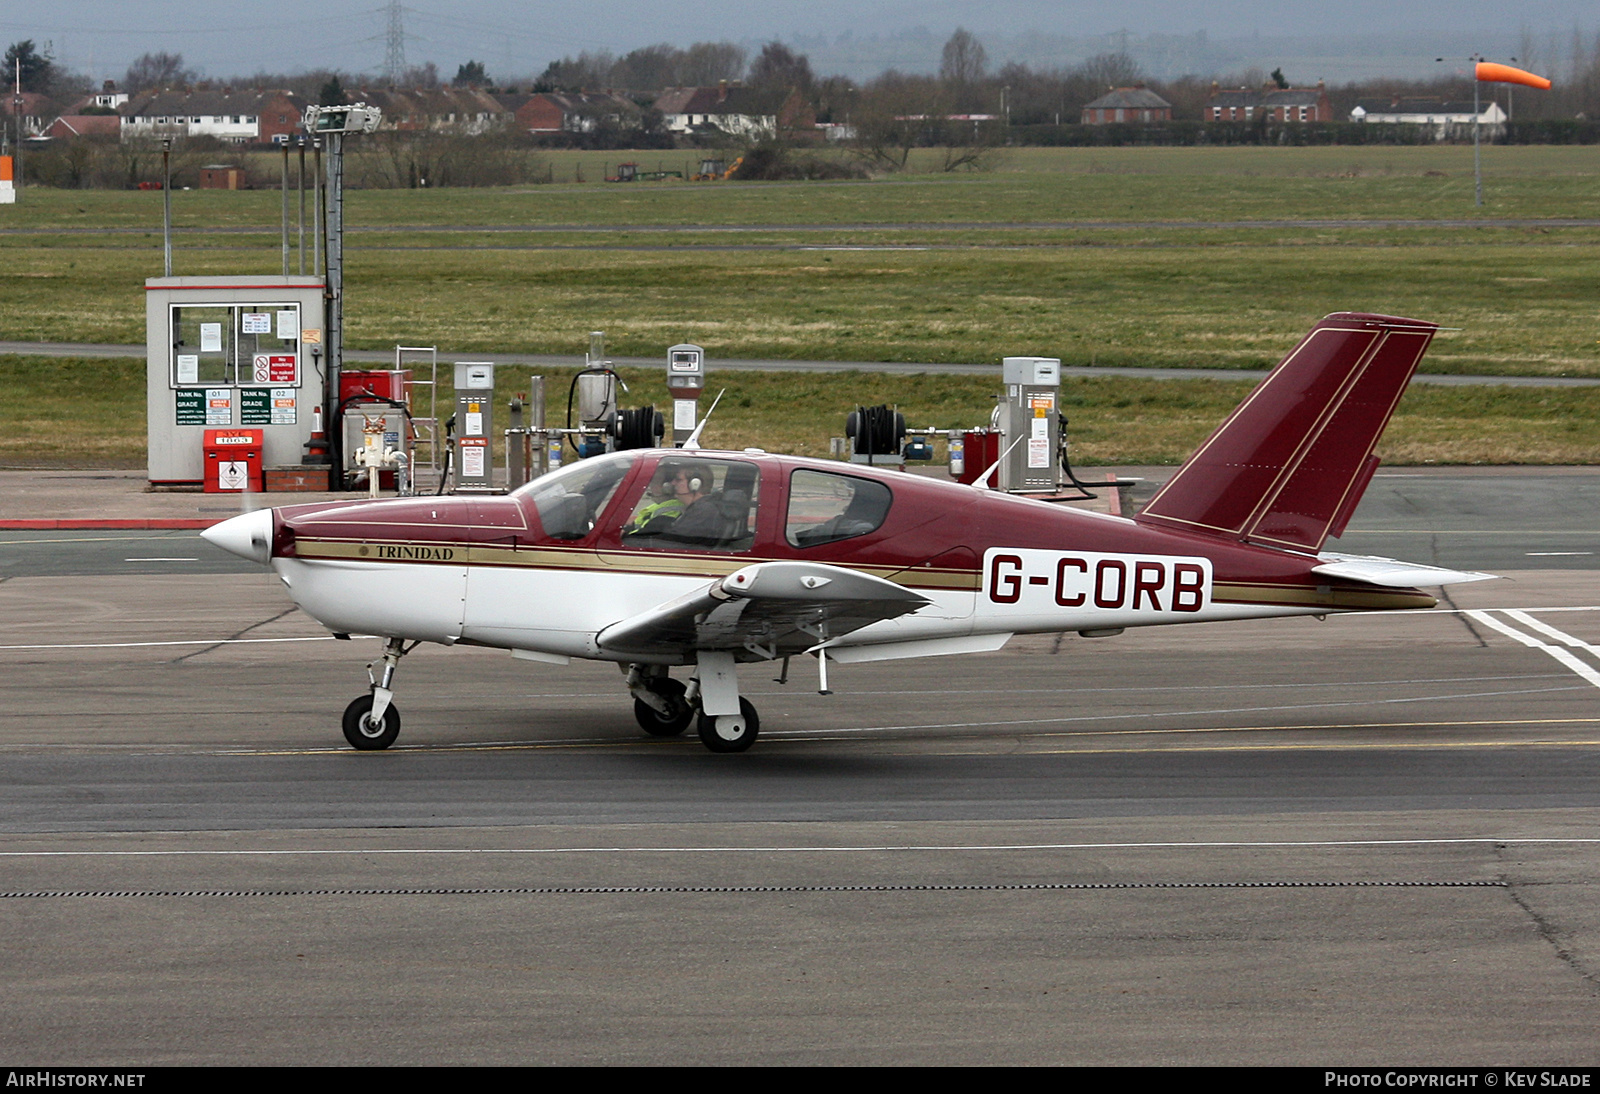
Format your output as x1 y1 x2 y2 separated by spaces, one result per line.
1135 312 1437 553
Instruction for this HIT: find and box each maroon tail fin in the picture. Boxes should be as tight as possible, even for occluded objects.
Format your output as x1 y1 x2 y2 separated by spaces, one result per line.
1135 312 1437 553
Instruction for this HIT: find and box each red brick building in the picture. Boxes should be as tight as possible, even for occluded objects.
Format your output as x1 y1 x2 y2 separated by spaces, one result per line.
1206 82 1334 123
1081 87 1173 125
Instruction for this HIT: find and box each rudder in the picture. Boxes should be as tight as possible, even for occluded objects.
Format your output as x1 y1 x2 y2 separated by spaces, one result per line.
1135 312 1437 553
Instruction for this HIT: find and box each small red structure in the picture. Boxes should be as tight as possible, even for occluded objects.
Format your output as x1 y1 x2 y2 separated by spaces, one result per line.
203 429 265 493
199 165 248 190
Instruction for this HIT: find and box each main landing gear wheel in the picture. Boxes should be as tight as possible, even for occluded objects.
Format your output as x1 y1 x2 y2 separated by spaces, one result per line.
697 698 759 753
343 694 400 751
634 678 694 737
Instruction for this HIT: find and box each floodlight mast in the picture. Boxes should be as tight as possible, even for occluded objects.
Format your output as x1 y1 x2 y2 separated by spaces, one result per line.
302 103 382 487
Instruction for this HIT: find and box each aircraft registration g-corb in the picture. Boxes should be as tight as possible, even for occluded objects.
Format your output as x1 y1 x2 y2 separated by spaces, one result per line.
204 312 1491 754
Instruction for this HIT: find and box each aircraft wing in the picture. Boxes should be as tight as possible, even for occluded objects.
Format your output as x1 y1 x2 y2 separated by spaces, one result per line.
595 561 931 660
1312 552 1497 588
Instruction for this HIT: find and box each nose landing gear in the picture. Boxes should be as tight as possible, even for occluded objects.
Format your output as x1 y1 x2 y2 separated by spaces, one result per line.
342 637 416 751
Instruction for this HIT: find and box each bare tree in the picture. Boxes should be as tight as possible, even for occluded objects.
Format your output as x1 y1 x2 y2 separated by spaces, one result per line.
680 41 745 86
852 70 944 171
749 42 813 96
610 44 679 91
536 51 615 92
939 29 988 87
124 51 197 93
1079 52 1144 92
399 61 439 90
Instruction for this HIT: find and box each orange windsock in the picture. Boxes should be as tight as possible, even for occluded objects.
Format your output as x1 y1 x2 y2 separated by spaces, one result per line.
1476 62 1552 89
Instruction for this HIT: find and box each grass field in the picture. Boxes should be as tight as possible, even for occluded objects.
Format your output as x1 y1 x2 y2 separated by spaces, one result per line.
1 146 1596 467
6 355 1598 469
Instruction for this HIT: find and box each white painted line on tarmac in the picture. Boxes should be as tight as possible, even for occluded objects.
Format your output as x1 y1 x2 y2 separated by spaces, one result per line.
1502 610 1600 660
1467 610 1600 690
0 636 339 651
3 837 1600 858
123 557 198 562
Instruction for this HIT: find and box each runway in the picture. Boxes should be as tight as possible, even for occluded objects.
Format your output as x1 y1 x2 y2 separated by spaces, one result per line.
1 469 1597 1064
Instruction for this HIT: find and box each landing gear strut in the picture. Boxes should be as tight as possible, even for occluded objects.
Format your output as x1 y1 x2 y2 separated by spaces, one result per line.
692 651 759 753
343 637 416 751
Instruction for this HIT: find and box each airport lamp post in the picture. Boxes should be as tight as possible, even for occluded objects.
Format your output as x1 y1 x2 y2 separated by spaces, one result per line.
161 137 172 276
302 103 383 488
281 139 290 276
12 57 23 194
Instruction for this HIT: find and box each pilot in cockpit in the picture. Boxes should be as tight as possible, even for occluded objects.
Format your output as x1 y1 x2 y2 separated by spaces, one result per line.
625 462 721 540
624 466 687 535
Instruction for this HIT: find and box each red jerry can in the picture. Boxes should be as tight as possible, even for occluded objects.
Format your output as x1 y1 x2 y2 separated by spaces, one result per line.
203 429 265 493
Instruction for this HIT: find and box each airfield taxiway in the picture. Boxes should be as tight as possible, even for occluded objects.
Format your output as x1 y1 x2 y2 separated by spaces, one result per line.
0 468 1596 1064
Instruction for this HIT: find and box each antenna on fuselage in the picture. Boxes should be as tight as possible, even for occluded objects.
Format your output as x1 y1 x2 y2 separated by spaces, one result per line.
680 388 726 451
970 434 1026 491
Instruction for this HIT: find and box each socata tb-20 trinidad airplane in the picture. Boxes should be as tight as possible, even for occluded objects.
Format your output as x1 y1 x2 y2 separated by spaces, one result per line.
204 312 1491 754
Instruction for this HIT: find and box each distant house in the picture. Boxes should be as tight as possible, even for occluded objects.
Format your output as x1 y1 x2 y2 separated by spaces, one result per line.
1 91 50 136
1206 82 1334 123
356 87 511 134
1081 87 1172 125
495 91 639 135
654 83 814 139
1350 98 1507 140
90 81 129 111
45 114 122 140
121 88 305 144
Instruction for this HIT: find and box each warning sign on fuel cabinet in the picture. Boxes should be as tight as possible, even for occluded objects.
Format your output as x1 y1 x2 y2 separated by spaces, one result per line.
252 353 298 384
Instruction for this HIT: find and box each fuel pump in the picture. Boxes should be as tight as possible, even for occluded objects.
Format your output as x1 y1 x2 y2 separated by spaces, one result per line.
666 343 705 446
997 356 1061 493
452 361 496 492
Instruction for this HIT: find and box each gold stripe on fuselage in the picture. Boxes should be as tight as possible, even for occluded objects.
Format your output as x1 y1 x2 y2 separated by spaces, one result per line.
291 537 982 591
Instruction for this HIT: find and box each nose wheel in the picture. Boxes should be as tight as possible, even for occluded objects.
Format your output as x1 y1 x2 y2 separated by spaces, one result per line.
343 694 401 750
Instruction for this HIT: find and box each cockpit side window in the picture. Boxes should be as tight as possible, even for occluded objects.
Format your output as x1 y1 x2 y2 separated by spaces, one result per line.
517 455 636 541
619 457 760 552
786 470 892 547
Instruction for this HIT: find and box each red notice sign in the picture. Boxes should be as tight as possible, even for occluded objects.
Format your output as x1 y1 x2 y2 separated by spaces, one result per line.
253 353 299 384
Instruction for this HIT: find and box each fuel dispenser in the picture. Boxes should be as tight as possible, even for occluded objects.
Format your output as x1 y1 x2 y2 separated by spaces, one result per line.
453 361 497 492
996 356 1061 493
666 343 705 446
339 368 411 493
564 333 663 458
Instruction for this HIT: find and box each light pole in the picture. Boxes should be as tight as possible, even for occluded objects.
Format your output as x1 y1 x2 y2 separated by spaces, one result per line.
161 137 172 276
12 55 24 194
280 138 290 276
302 103 382 488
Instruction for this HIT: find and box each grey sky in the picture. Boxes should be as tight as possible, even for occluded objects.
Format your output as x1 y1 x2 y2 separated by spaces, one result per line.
4 1 1590 85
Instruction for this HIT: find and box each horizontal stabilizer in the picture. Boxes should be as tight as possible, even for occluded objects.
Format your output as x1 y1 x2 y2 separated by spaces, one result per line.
1137 313 1438 553
1313 553 1497 589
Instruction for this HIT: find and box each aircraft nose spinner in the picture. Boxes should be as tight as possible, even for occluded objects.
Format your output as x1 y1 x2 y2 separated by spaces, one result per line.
201 508 274 566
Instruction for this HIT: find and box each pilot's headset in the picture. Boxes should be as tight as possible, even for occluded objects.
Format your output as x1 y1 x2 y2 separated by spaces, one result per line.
679 465 713 494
